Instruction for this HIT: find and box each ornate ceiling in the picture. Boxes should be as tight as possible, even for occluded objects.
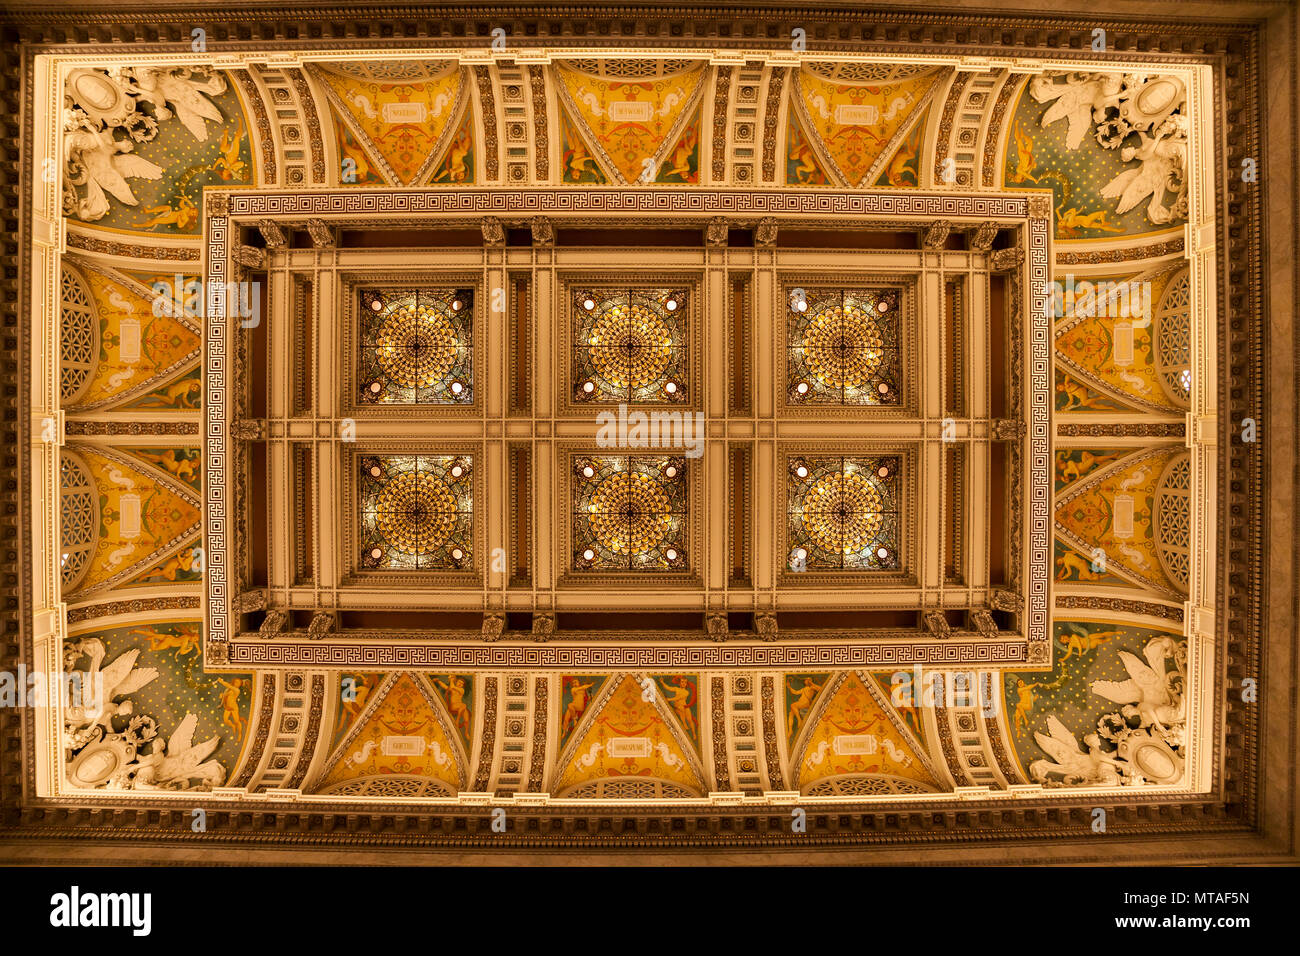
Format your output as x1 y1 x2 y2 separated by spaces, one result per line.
4 1 1293 862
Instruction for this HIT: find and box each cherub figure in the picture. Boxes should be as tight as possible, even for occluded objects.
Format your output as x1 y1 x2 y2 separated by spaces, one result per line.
660 677 698 738
786 677 824 735
135 193 198 230
561 678 597 739
433 675 471 738
131 623 201 656
213 677 248 738
1011 678 1051 740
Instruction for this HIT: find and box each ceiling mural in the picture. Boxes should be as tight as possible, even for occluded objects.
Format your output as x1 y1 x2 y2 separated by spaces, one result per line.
63 67 253 235
1003 620 1186 788
554 61 708 185
1054 261 1191 413
791 671 938 793
314 62 468 186
120 447 202 494
61 260 200 412
314 672 467 795
1005 72 1188 240
333 112 388 185
874 104 928 188
63 621 253 790
35 41 1220 844
553 674 706 796
123 543 205 588
785 112 833 186
559 110 609 184
790 65 944 188
64 447 201 595
1 0 1285 873
331 673 385 748
558 675 609 754
783 673 831 747
1054 446 1186 596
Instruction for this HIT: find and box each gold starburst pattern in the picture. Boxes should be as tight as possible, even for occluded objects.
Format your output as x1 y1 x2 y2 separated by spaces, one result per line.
373 470 458 554
787 288 901 405
802 301 886 389
358 289 473 404
587 301 673 389
572 455 688 570
788 456 900 570
359 455 473 570
373 301 458 389
573 289 687 403
800 470 885 555
586 470 674 556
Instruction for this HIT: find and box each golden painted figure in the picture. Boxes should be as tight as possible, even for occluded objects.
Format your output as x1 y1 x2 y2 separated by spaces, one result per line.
130 622 200 657
660 677 698 738
660 124 699 182
135 193 199 230
1056 376 1114 411
433 675 471 738
1011 678 1051 740
1056 205 1125 236
432 123 472 183
563 134 600 181
561 678 597 740
154 376 202 409
1058 626 1124 662
1008 120 1040 184
340 674 372 725
143 448 199 484
214 676 248 739
142 547 202 583
1057 450 1123 485
213 120 247 181
786 676 824 736
1055 548 1107 582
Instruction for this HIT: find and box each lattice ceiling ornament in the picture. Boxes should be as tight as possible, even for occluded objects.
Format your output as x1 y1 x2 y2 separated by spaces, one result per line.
805 774 936 796
321 61 456 83
1154 267 1192 409
1154 453 1192 595
59 266 99 404
787 456 900 570
320 775 456 798
803 62 941 84
561 59 700 79
573 288 688 403
787 288 901 405
572 455 688 571
358 289 472 405
59 453 99 591
359 455 473 570
562 777 697 799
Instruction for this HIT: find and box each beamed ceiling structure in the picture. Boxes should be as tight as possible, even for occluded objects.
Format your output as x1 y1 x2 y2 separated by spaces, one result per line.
2 0 1297 864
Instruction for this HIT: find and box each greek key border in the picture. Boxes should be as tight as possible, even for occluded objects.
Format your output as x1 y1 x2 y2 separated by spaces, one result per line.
225 639 1026 668
226 187 1030 219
